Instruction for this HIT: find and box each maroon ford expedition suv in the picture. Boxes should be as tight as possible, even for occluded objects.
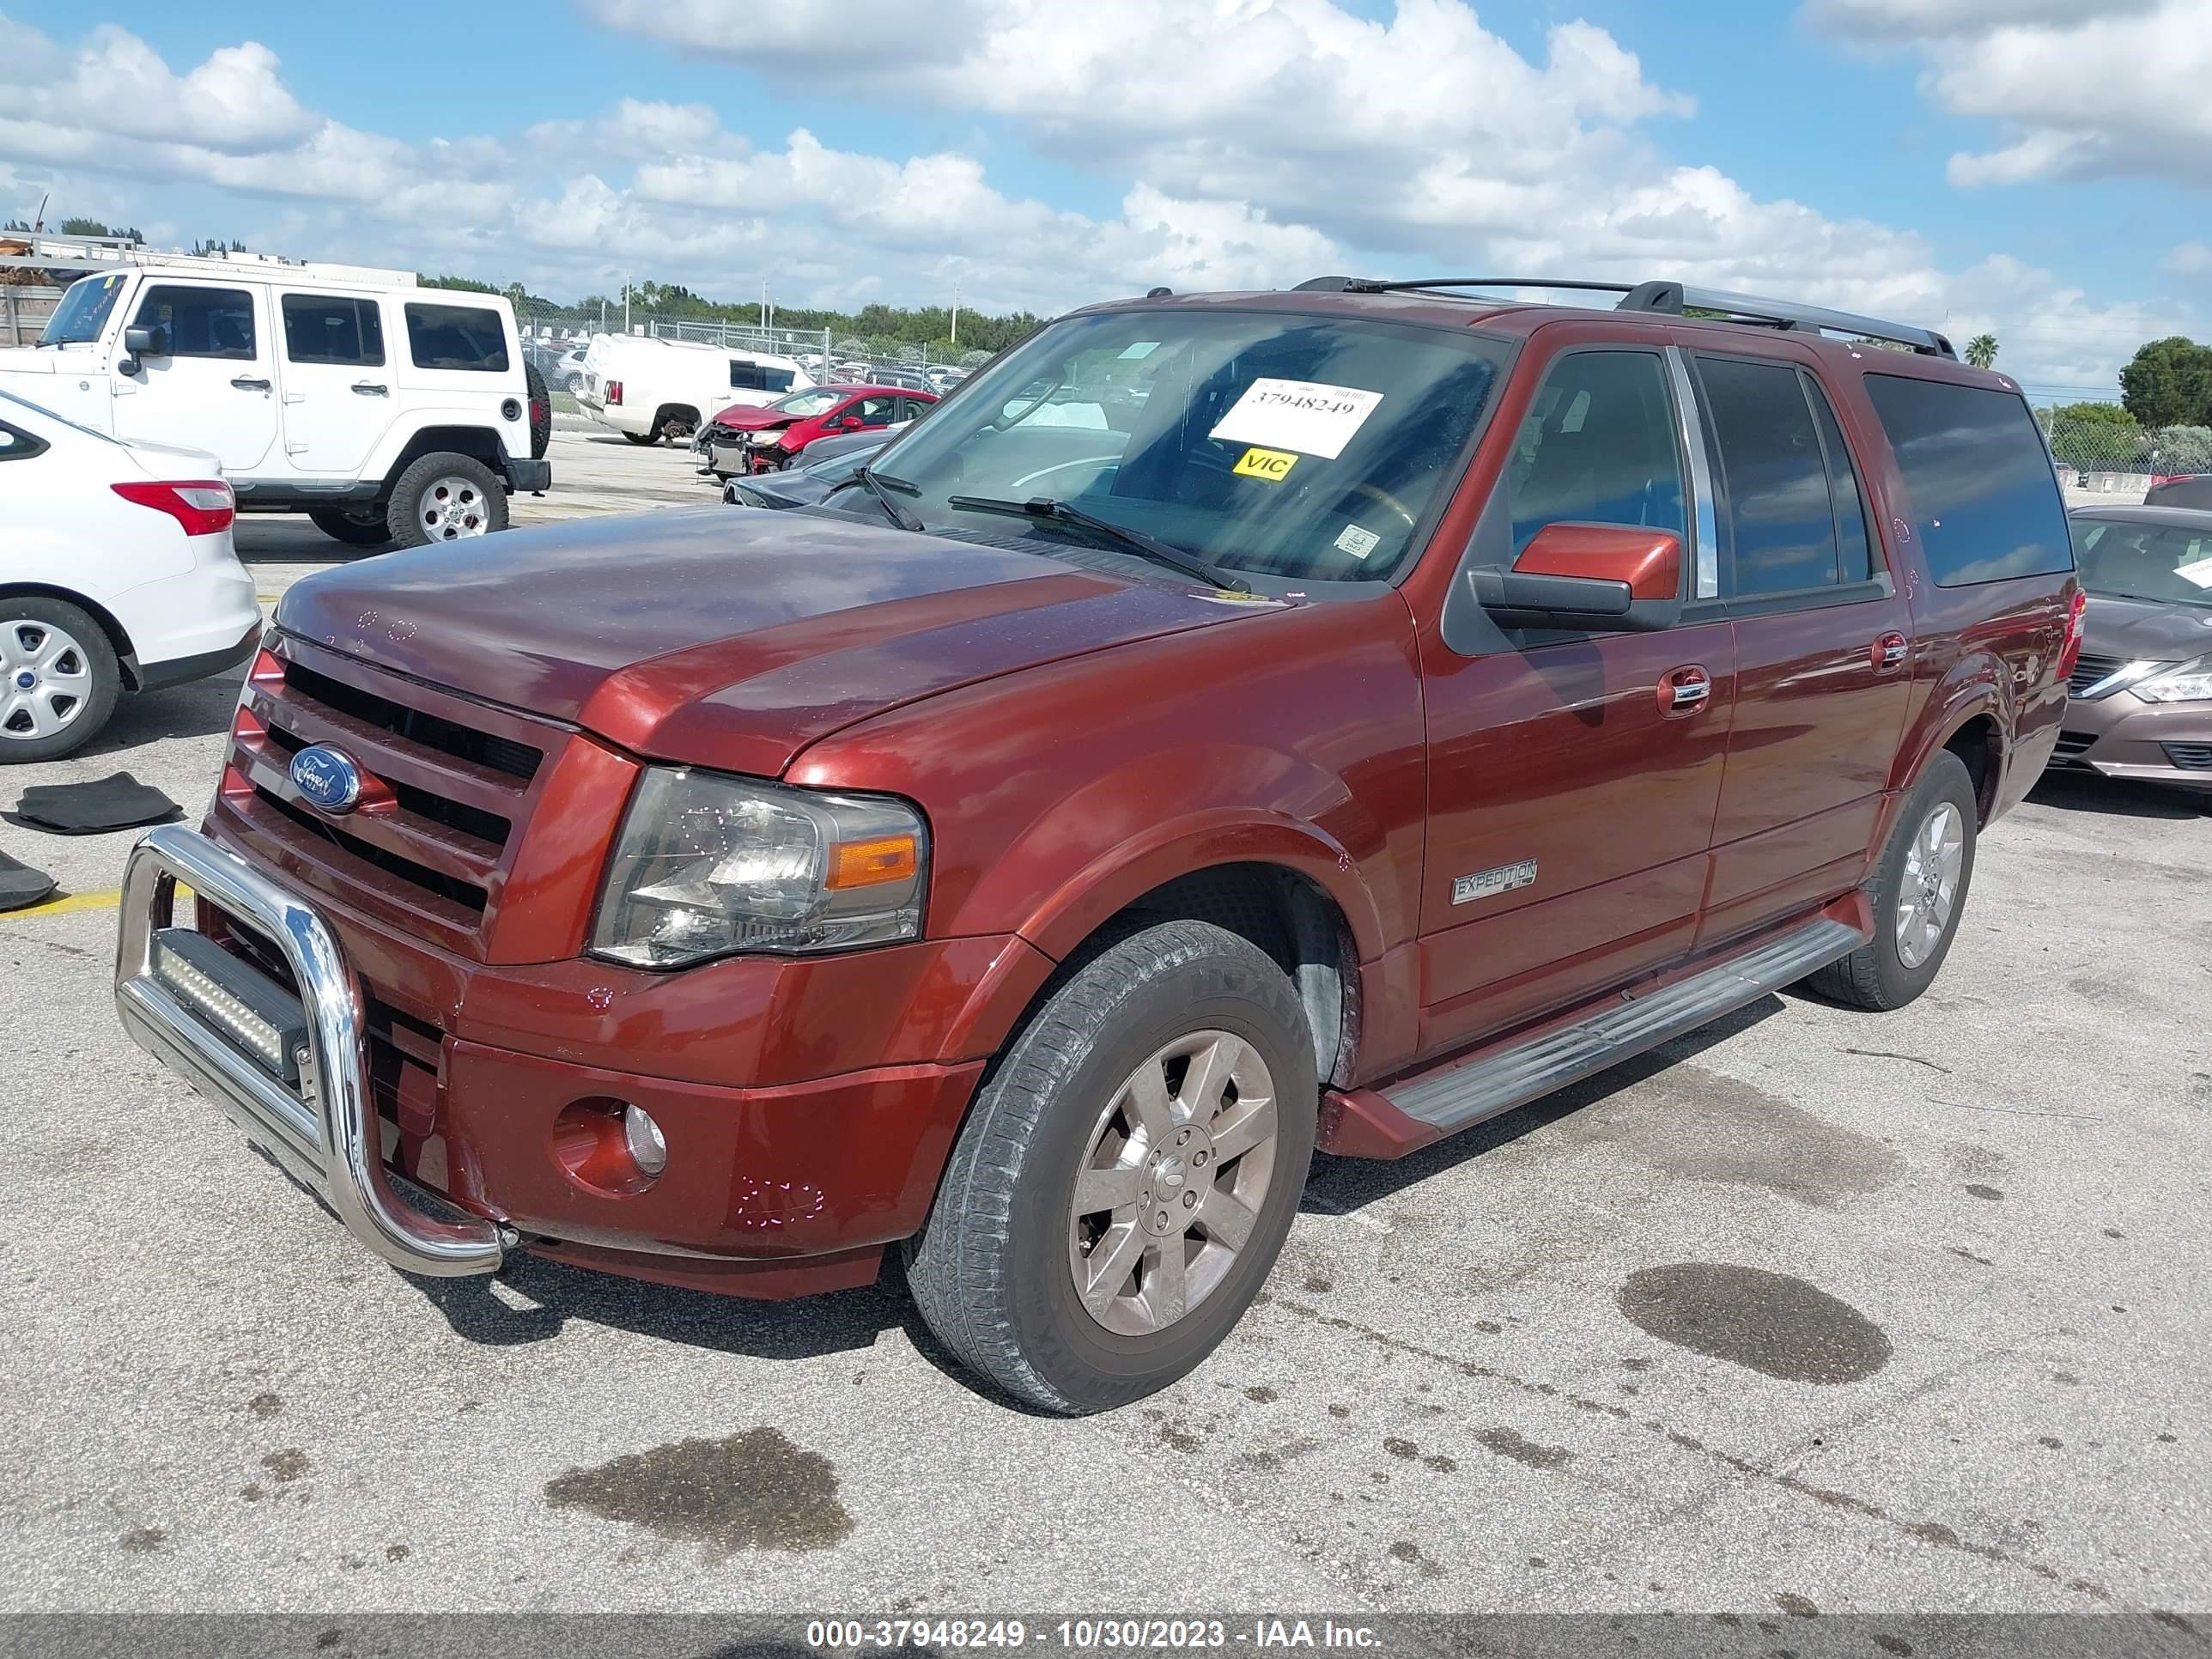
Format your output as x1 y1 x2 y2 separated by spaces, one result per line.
115 276 2081 1413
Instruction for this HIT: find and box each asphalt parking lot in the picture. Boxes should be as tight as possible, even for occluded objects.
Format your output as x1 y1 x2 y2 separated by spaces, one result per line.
1 431 2206 1622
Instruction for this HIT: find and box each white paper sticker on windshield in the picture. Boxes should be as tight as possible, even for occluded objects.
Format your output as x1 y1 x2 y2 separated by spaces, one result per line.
1334 523 1381 561
1117 341 1161 360
1209 378 1383 460
2175 555 2212 588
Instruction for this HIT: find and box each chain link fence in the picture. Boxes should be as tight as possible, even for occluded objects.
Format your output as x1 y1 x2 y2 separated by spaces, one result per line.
510 297 998 395
2036 403 2212 502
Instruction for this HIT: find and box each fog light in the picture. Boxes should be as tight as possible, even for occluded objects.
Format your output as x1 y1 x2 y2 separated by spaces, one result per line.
623 1104 668 1177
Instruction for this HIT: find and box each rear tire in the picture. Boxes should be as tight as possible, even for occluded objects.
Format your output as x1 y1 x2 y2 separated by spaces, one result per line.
906 921 1316 1414
0 597 121 763
307 506 393 548
1806 750 1978 1011
525 362 551 460
621 430 661 447
385 453 508 549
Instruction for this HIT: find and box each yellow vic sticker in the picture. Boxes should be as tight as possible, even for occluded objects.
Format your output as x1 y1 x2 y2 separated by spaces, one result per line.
1233 446 1298 483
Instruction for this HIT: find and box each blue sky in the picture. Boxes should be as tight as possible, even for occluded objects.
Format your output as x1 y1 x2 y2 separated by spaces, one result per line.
2 0 2204 392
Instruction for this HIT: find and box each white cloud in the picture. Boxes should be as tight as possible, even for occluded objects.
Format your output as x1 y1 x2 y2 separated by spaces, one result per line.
0 6 2199 391
2164 240 2212 276
1805 0 2212 187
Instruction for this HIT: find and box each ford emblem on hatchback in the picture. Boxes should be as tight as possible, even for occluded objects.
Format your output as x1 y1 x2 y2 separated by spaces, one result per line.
289 744 363 814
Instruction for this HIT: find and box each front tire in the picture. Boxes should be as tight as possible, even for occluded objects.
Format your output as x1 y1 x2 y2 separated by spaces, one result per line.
385 453 508 548
1806 750 1978 1011
906 921 1316 1414
0 598 121 763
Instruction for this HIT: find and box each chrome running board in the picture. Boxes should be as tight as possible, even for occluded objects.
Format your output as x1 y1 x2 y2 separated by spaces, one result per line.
1382 918 1864 1134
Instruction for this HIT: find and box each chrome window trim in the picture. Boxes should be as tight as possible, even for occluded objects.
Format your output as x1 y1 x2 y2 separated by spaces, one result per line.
1664 345 1720 599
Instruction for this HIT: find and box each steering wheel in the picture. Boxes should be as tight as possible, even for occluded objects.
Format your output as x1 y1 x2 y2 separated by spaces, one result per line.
1347 482 1418 530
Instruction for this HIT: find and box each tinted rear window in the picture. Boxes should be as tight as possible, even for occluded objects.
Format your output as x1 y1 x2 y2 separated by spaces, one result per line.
1863 375 2071 587
404 303 509 373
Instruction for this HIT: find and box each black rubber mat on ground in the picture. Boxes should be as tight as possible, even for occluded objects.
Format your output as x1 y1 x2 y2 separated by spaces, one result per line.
6 773 182 836
0 849 58 909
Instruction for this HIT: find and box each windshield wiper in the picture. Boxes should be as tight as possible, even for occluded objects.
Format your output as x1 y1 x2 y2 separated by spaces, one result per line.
945 495 1249 593
825 466 924 532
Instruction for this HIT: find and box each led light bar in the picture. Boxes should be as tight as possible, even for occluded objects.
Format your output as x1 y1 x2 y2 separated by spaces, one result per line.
149 927 309 1086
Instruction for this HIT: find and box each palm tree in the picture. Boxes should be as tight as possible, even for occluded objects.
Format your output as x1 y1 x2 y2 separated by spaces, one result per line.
1965 333 1999 369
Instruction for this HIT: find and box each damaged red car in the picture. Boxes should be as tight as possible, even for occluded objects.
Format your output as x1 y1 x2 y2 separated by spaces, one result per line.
698 384 936 477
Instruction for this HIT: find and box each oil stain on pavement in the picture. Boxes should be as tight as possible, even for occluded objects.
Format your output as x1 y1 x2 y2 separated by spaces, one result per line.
1615 1263 1893 1383
1554 1064 1904 1208
544 1426 854 1553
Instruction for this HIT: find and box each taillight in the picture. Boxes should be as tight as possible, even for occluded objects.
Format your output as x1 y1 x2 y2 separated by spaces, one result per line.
2057 586 2088 679
112 479 234 536
606 380 623 405
2149 473 2196 487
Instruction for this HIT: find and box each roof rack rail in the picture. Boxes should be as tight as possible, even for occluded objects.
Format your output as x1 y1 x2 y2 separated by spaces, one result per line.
1297 276 1956 359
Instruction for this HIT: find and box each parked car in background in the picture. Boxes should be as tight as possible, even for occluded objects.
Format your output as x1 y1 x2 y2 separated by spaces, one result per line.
721 436 890 507
2144 473 2212 510
550 343 590 392
1 389 260 761
697 384 934 477
113 276 2078 1413
2049 505 2212 799
0 252 551 549
576 334 812 446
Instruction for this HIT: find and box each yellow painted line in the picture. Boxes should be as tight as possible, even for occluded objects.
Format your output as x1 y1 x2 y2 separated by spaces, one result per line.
2 881 191 923
3 888 120 921
255 592 284 604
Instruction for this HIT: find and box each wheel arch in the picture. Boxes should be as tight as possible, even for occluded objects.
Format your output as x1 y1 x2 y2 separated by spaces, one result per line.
374 426 510 492
0 583 141 689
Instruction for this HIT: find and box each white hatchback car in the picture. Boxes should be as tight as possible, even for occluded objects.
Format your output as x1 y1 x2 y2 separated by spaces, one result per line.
1 390 262 762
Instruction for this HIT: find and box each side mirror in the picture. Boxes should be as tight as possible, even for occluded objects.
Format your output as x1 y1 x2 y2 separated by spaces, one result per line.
841 414 866 429
125 325 168 358
1469 522 1684 633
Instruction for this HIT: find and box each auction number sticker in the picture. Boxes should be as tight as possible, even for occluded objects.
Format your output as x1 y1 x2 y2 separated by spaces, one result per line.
1209 378 1383 459
2175 555 2212 589
1233 445 1299 483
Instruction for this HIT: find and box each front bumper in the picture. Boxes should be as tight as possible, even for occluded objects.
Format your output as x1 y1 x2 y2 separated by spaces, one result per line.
114 824 514 1277
116 823 1026 1293
2054 691 2212 791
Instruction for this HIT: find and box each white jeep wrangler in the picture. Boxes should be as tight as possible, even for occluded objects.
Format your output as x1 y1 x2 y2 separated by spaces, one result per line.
0 251 552 548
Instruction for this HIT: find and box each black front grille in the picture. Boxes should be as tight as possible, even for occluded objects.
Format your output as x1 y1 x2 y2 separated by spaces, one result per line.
2069 653 2124 696
2051 731 2097 763
253 786 488 913
2163 743 2212 772
282 661 541 782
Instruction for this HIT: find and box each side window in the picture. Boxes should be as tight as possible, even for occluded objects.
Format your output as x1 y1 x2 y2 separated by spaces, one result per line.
1863 374 2072 586
0 421 50 462
855 395 897 426
730 361 764 391
132 285 257 361
1698 356 1840 597
763 368 795 393
1802 374 1875 584
281 295 385 366
403 304 509 373
1507 350 1686 557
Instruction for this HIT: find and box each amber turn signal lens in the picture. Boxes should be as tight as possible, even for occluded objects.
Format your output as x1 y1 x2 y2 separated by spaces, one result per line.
826 834 919 890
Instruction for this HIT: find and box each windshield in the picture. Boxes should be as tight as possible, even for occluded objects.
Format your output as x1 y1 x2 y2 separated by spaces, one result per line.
771 388 845 417
37 271 128 347
864 308 1504 584
2072 518 2212 607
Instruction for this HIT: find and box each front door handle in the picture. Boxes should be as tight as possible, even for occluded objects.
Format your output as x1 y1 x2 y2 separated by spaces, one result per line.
350 382 389 397
230 376 271 392
1657 664 1713 717
1871 631 1909 673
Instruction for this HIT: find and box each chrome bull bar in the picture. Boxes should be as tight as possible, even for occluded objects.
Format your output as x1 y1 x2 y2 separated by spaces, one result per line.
112 823 512 1277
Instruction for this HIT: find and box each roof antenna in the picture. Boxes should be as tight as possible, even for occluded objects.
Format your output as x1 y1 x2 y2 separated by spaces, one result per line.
1146 285 1172 299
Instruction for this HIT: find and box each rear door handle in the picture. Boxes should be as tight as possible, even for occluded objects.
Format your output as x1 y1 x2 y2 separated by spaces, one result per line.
230 376 271 392
1872 631 1909 673
1657 664 1713 717
350 382 389 397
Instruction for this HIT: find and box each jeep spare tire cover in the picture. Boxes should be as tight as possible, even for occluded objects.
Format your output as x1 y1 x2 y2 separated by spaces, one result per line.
526 362 551 459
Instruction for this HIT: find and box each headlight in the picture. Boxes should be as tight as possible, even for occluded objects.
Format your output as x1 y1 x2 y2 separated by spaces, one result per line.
591 769 927 967
2132 657 2212 703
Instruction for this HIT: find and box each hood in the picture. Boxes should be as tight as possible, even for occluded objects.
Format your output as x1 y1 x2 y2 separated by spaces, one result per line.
2082 592 2212 665
711 403 799 431
0 345 59 377
273 507 1270 775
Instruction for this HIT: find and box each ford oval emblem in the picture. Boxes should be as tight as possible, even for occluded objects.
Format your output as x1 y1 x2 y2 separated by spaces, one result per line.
289 744 363 814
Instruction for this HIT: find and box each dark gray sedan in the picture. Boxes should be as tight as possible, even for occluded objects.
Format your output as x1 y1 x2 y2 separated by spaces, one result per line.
2053 505 2212 798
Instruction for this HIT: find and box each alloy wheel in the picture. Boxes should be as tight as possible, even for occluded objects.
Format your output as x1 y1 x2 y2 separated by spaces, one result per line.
1894 801 1964 969
419 477 489 541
